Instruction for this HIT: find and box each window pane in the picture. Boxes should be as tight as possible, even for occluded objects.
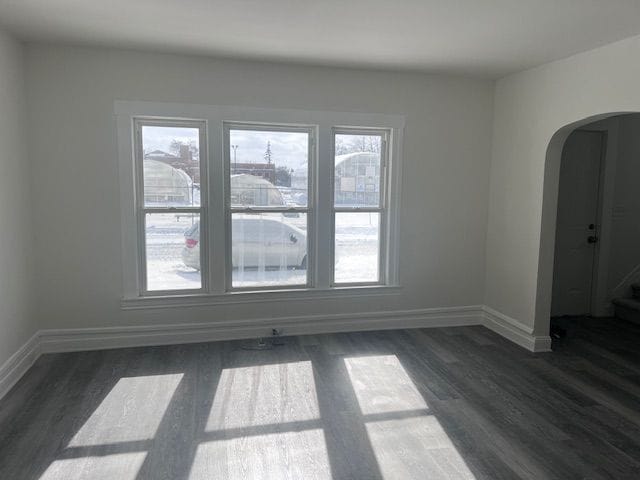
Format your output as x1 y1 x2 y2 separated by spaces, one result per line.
229 129 308 207
334 134 382 207
141 125 201 207
145 213 201 291
334 212 379 283
232 213 307 288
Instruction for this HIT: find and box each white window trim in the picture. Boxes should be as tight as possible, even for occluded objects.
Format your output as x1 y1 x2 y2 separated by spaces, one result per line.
133 118 209 296
121 285 403 310
116 101 405 308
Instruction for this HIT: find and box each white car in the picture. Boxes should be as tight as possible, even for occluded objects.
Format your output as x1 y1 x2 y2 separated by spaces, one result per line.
182 215 307 270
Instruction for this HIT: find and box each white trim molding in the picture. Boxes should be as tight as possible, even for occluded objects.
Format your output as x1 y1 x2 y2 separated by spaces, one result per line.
1 305 478 400
0 333 40 401
1 304 554 401
38 305 483 354
482 306 552 353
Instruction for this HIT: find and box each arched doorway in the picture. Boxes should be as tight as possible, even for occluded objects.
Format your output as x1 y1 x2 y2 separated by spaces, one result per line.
536 112 639 338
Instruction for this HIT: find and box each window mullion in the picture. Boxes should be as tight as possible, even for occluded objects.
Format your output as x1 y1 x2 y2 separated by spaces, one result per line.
208 118 226 295
315 125 333 289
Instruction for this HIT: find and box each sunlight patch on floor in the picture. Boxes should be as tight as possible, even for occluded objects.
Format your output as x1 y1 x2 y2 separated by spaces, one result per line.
345 355 476 479
344 355 428 414
366 416 476 479
39 452 147 480
206 361 320 430
188 429 331 480
68 374 183 447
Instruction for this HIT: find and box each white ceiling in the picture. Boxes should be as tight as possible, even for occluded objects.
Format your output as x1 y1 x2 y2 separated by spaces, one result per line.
2 0 640 78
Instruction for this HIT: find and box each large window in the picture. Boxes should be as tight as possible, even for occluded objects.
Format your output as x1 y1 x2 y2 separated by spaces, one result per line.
121 105 402 303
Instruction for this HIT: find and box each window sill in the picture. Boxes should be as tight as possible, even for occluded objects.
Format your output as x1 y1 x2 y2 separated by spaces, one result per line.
121 285 402 310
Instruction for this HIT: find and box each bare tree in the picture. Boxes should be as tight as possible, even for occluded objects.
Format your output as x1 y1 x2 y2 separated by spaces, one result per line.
335 137 349 155
275 166 292 187
169 139 199 160
337 135 380 154
264 141 273 164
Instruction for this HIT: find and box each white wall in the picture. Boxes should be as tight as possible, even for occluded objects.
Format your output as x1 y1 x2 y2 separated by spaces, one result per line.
0 31 34 366
486 34 640 335
25 44 494 331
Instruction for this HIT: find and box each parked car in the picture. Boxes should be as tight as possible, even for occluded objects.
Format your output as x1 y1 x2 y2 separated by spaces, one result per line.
182 215 307 270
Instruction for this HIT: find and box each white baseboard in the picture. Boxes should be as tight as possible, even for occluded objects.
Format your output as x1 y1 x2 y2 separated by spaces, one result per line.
37 305 484 354
482 306 552 353
0 333 40 401
1 304 552 401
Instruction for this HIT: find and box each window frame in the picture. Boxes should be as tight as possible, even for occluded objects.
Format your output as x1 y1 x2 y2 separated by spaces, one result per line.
133 117 209 296
223 122 317 292
331 127 390 287
116 102 404 307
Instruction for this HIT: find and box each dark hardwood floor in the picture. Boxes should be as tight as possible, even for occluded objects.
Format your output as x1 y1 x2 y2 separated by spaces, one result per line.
1 319 640 479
